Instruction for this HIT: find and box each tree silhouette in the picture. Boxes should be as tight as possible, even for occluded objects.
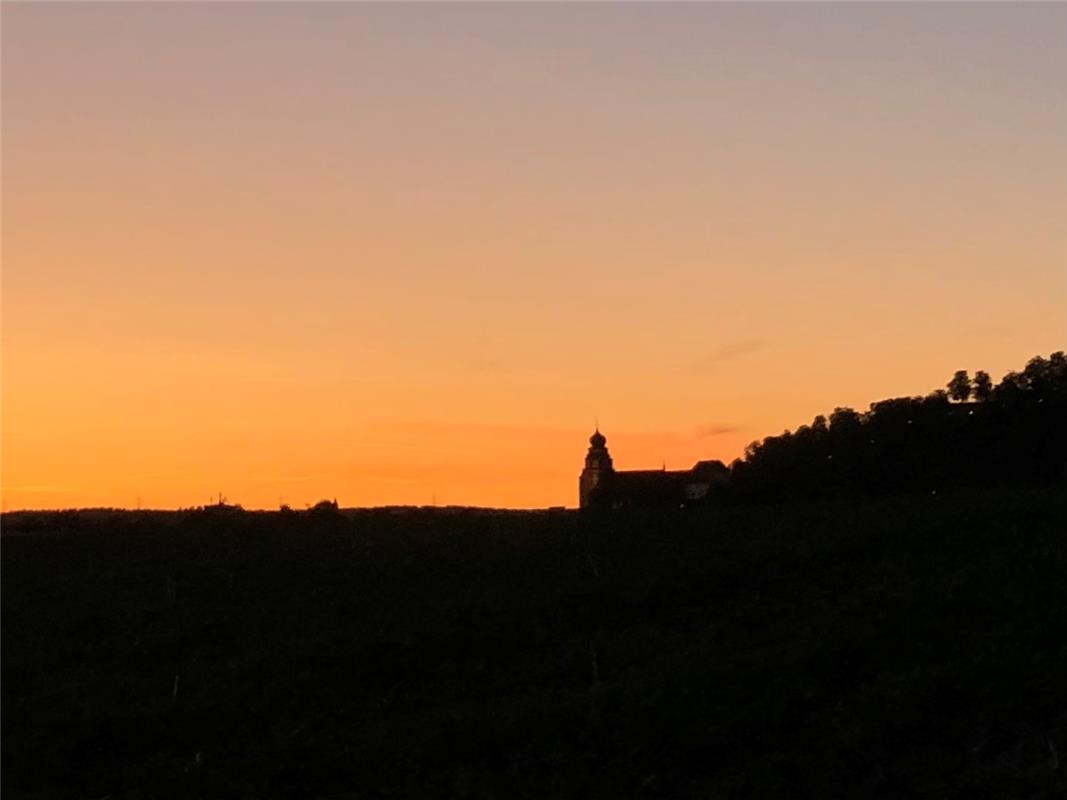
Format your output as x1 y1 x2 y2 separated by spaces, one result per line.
729 352 1066 503
947 370 971 402
829 407 861 432
973 370 993 402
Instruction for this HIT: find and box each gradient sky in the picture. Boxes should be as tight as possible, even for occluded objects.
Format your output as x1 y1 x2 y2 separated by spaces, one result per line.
3 2 1065 510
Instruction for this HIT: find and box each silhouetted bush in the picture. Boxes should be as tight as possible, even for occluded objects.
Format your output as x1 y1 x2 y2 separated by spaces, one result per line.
310 499 340 514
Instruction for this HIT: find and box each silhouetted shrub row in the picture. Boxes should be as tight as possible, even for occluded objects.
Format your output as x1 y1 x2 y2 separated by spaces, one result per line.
729 352 1067 502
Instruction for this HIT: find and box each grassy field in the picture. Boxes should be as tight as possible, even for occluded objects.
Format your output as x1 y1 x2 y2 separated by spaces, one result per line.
3 490 1066 798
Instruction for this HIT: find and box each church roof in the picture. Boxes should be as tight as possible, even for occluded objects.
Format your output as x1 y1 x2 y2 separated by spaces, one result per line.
600 469 690 501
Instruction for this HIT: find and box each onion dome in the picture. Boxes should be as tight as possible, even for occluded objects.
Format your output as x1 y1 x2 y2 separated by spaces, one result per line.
590 428 606 448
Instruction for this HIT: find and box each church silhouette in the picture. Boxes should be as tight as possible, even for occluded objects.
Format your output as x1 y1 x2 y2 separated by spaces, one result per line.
579 428 728 509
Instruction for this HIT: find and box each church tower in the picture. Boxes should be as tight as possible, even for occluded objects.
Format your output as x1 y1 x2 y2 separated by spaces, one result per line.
579 427 614 508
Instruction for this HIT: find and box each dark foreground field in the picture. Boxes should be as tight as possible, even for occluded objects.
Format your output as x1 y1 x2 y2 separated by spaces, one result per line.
4 491 1066 798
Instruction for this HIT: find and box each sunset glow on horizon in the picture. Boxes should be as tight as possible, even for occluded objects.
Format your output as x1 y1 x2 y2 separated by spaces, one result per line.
3 2 1065 510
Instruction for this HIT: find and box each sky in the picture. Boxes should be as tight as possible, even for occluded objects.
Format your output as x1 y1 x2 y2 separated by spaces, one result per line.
3 2 1065 510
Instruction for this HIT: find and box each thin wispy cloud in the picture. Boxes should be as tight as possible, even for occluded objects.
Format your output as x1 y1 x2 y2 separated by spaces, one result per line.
382 421 740 446
692 338 767 369
610 424 741 449
382 421 581 439
694 424 740 438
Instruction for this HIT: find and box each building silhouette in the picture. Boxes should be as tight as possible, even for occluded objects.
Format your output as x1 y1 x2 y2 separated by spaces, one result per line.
578 428 729 509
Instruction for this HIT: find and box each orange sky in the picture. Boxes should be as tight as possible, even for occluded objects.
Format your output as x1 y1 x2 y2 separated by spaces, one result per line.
3 3 1065 510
